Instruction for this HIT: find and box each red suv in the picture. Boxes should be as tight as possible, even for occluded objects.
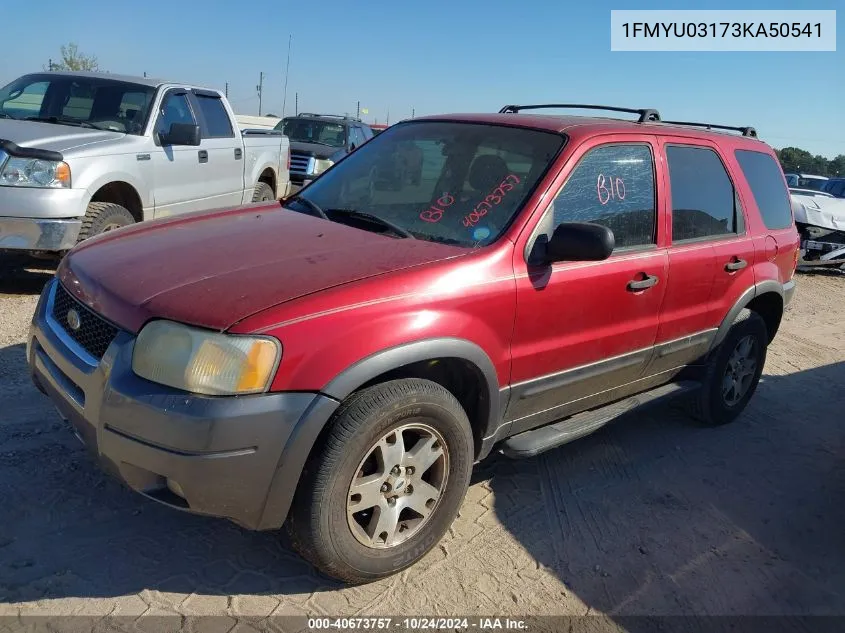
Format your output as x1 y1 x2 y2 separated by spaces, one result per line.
28 104 799 583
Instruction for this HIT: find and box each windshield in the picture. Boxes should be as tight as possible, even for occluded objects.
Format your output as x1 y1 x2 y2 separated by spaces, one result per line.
285 121 564 248
277 118 347 147
0 73 155 134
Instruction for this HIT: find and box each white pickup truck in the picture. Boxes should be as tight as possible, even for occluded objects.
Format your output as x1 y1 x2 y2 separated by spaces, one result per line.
0 71 291 254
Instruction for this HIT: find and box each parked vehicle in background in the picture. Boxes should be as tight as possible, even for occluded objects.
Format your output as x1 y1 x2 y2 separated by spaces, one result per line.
783 172 828 191
29 103 798 584
235 114 282 131
791 189 845 269
0 71 290 255
820 177 845 198
789 188 833 198
370 123 388 135
274 113 373 191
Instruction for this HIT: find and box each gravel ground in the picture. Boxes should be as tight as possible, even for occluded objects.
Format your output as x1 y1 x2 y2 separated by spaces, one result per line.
0 255 843 629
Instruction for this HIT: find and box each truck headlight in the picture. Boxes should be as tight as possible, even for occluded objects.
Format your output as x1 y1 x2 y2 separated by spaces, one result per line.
132 320 281 396
312 158 333 176
0 157 71 188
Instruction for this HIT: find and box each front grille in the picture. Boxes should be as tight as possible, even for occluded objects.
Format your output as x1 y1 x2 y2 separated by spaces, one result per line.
51 283 118 360
289 152 312 178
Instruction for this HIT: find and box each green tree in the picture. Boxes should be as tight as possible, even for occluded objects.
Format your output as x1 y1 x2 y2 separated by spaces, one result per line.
45 43 99 72
828 155 845 177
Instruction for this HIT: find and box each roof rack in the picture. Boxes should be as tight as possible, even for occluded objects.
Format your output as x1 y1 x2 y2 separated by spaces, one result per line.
294 113 362 122
498 103 661 123
660 120 758 138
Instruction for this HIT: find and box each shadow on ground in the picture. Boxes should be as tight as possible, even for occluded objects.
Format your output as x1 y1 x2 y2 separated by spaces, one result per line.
1 330 844 621
0 254 57 297
478 361 845 625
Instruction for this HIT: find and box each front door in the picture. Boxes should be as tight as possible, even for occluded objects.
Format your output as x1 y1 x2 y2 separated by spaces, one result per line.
151 89 205 218
507 139 668 433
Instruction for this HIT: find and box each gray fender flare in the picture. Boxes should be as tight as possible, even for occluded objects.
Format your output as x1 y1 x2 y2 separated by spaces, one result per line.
257 337 502 530
710 280 785 351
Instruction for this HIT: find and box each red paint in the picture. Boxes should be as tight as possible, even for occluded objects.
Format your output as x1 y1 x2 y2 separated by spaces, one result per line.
419 194 455 223
463 174 520 228
597 174 626 205
59 113 798 407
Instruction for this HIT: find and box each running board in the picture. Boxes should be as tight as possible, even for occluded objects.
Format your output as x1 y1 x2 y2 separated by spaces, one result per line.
500 381 700 459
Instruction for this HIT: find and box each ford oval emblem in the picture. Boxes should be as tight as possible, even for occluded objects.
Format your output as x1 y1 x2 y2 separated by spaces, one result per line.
66 308 82 331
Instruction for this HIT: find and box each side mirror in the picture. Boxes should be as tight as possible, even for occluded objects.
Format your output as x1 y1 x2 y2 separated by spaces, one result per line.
160 122 201 146
538 222 615 264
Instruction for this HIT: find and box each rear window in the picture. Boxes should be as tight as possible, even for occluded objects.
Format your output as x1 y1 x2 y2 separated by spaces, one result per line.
735 150 793 230
193 94 233 138
666 145 739 241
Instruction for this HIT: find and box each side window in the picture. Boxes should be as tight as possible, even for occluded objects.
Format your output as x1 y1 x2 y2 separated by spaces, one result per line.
550 144 656 249
361 126 374 140
193 94 234 138
734 149 793 230
155 92 196 137
350 126 365 148
667 146 738 241
0 81 48 118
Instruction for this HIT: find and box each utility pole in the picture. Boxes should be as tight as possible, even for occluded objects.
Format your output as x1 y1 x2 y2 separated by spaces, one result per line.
386 109 390 125
256 72 264 116
295 92 298 115
356 100 360 120
282 34 292 117
411 107 415 118
48 58 53 71
225 82 229 97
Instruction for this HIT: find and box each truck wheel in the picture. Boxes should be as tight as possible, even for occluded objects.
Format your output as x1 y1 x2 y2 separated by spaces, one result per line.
252 182 275 202
77 202 135 242
286 378 474 583
690 309 768 426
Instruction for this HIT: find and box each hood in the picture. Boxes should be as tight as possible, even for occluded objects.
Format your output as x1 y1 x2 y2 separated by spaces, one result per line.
791 193 845 232
58 202 465 333
289 141 345 160
0 119 124 155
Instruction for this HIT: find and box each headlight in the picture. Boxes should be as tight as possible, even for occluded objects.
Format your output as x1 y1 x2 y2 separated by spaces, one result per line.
0 156 71 188
311 158 333 176
132 320 281 396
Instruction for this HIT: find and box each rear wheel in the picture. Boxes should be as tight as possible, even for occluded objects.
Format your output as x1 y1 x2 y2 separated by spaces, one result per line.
286 379 473 583
77 202 135 242
252 182 275 202
691 309 768 426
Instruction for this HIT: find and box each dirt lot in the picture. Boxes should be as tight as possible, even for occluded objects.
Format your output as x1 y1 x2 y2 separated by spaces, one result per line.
0 256 843 628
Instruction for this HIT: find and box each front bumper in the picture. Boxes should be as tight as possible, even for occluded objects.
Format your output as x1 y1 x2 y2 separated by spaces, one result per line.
0 216 81 251
28 278 339 530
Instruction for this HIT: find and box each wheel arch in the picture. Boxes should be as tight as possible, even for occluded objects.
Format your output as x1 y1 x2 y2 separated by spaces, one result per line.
711 280 785 350
256 337 502 530
89 181 144 223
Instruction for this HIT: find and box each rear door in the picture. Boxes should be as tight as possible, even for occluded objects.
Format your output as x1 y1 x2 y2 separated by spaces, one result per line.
507 137 668 433
189 90 245 208
648 139 755 375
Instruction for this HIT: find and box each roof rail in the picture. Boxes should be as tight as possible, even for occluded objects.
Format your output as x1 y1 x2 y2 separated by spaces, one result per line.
661 120 758 138
498 103 661 123
294 112 361 122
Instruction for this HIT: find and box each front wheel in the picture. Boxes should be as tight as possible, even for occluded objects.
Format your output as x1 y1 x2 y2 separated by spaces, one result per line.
77 202 135 242
252 182 275 202
286 379 474 583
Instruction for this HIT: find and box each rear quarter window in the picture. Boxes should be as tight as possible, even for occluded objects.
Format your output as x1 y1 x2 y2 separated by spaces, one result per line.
735 150 793 230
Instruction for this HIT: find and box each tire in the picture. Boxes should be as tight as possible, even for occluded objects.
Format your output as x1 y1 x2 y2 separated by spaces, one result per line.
252 182 275 202
77 202 135 242
286 378 474 583
690 309 768 426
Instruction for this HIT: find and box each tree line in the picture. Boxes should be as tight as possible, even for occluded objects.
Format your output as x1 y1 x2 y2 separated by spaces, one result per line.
775 147 844 178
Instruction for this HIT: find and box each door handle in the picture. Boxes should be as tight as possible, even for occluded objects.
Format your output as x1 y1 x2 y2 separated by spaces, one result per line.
234 148 242 160
725 257 747 272
627 274 659 291
198 150 208 163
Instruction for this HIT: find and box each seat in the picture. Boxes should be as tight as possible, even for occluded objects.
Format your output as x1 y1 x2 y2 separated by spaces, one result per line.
468 154 510 193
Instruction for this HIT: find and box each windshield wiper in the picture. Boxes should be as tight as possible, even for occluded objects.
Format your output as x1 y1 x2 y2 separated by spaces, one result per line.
326 208 415 239
294 139 335 147
26 116 102 130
